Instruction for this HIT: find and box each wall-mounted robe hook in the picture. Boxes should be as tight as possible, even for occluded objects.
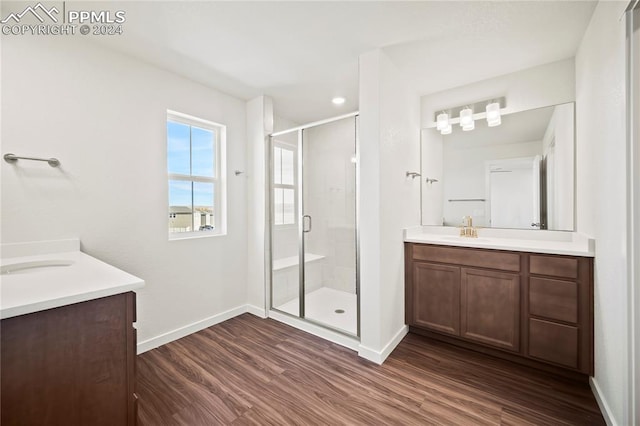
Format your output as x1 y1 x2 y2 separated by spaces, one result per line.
406 171 421 179
234 170 244 176
425 177 439 184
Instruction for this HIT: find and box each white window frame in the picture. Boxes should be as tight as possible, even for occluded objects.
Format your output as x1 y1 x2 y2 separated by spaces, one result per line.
167 110 227 240
273 141 297 228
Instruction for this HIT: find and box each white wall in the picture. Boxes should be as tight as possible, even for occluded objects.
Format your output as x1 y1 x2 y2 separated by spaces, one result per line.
246 96 273 316
630 8 640 424
359 49 421 362
1 36 248 348
575 2 630 425
421 58 575 128
421 129 444 225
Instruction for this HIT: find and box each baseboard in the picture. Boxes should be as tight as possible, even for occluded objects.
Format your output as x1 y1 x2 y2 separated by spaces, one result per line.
268 309 360 351
246 304 267 318
358 325 409 365
590 377 617 426
136 304 403 363
137 304 248 354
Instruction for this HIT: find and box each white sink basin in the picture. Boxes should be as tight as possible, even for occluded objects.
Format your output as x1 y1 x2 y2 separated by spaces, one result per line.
1 260 75 275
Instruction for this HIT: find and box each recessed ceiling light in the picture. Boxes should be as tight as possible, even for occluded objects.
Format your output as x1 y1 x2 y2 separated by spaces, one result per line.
332 97 346 105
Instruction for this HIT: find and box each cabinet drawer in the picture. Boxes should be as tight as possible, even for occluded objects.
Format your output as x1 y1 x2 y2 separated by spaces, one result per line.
530 255 578 279
529 277 577 323
412 244 520 272
529 318 578 369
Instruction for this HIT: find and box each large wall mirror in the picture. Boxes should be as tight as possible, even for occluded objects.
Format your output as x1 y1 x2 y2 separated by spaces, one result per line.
421 102 575 231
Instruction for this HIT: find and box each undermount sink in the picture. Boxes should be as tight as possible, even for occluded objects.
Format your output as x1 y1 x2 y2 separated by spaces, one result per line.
1 260 75 275
440 236 491 243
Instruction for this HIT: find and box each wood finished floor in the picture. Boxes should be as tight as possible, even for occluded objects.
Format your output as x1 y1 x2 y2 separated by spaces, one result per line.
137 314 604 425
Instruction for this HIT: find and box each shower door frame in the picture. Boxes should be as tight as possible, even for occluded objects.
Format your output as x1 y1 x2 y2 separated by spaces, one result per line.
268 111 360 338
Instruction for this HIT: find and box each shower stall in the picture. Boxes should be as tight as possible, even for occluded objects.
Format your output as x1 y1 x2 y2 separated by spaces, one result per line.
269 113 359 337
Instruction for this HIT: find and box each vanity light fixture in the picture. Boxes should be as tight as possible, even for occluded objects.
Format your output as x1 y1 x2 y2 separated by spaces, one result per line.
486 102 502 127
433 96 505 135
332 97 346 105
460 107 474 131
436 112 450 131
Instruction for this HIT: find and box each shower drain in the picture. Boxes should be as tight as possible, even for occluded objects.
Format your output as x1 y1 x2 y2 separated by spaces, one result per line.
334 309 345 314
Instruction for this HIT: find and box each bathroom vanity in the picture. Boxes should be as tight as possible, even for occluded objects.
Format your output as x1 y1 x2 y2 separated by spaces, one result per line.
404 228 594 378
0 239 144 426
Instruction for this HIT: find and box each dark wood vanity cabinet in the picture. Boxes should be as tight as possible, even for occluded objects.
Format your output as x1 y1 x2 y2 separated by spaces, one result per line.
405 243 593 377
1 292 139 426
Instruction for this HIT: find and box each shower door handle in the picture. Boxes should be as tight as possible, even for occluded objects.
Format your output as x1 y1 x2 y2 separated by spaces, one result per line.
302 215 312 233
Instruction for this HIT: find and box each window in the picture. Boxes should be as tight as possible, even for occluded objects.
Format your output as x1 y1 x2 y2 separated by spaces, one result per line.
167 110 226 238
273 143 296 225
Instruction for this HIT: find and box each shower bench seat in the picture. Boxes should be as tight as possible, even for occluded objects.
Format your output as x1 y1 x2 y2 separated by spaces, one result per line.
272 253 325 271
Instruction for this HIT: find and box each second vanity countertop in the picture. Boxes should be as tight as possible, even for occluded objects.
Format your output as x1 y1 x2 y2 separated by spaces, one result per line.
404 226 595 257
1 239 144 319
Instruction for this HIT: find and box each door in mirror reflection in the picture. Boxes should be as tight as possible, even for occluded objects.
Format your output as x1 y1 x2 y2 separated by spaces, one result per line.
486 156 541 229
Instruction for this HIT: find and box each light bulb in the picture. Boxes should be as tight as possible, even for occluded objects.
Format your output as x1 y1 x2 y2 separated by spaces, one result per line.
486 102 501 127
460 107 474 129
436 112 449 131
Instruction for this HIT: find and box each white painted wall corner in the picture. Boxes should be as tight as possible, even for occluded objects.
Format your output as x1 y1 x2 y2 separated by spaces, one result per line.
358 325 409 365
590 377 618 426
246 304 267 318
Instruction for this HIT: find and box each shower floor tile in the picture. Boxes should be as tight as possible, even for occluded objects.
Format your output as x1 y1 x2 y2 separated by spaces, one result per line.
275 287 357 335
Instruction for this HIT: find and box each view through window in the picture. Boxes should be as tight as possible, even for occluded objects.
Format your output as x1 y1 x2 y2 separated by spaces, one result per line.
167 111 225 237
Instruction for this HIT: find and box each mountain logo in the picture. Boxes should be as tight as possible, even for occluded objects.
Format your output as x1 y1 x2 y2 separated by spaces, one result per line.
1 3 60 24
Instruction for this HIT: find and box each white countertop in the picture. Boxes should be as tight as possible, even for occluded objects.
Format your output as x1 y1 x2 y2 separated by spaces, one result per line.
404 226 595 257
1 239 145 319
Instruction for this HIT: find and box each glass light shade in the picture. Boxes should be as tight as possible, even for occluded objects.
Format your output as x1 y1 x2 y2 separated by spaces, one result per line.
436 112 449 131
487 115 502 127
486 102 501 127
459 107 474 128
462 121 475 131
440 124 452 135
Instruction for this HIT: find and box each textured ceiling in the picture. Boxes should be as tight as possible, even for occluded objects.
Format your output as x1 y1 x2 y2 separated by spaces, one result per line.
90 1 597 124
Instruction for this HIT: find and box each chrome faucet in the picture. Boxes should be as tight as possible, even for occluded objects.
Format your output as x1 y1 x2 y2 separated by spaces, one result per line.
459 216 478 238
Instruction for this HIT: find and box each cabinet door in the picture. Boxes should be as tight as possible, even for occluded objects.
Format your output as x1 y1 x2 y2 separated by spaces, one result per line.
1 294 130 426
460 268 520 351
411 262 461 336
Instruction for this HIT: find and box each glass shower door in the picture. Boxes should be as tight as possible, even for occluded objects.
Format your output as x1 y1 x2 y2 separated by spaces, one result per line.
270 132 301 317
301 117 357 335
269 114 358 337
